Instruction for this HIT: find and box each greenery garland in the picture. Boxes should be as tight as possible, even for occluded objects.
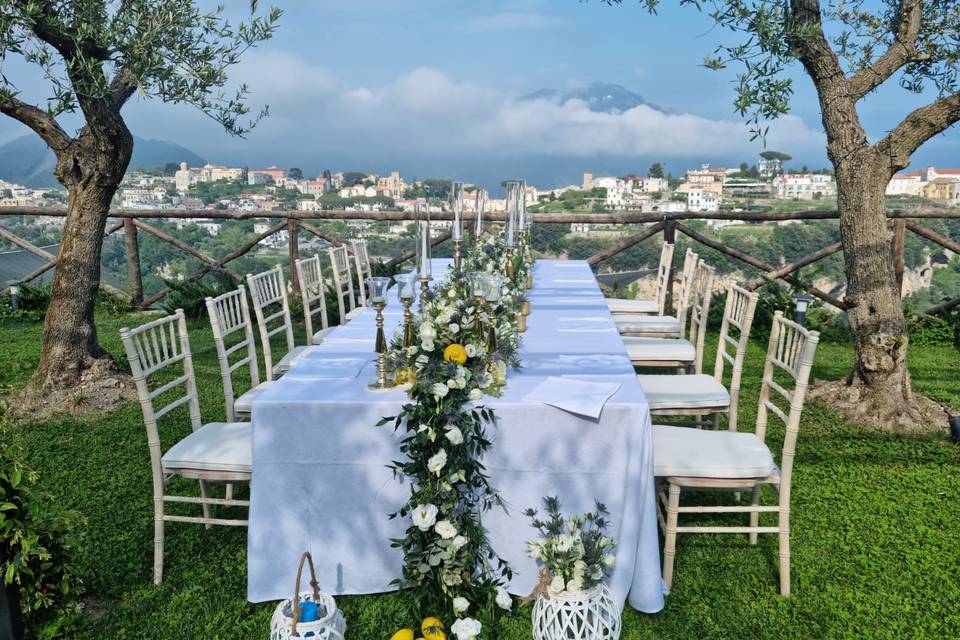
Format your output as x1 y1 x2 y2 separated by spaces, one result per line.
378 229 532 637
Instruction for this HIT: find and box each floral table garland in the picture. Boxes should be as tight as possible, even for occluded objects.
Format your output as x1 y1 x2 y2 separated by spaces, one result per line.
378 229 532 637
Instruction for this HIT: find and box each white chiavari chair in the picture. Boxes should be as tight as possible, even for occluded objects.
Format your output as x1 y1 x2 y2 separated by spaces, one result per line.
622 261 715 371
295 255 334 345
246 265 312 380
654 311 820 596
205 286 273 422
120 310 250 585
351 239 373 307
605 241 675 315
638 285 759 430
329 245 363 325
614 248 700 337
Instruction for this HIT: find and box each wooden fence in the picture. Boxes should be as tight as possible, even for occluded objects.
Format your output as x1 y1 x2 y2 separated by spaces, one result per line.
1 206 959 316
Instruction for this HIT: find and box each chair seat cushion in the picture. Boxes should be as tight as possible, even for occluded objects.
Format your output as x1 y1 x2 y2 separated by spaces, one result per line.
638 374 729 410
273 345 314 376
653 424 774 478
615 314 681 336
234 381 275 416
605 298 659 315
622 337 695 364
312 326 336 344
162 422 252 473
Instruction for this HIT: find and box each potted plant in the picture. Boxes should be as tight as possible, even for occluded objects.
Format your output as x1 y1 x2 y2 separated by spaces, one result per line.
524 497 620 640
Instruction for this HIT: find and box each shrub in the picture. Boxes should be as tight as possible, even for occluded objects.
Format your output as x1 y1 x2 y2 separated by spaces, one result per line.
158 270 236 318
0 416 85 631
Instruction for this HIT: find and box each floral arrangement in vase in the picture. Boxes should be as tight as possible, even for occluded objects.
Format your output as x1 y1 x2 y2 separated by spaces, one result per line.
524 496 617 595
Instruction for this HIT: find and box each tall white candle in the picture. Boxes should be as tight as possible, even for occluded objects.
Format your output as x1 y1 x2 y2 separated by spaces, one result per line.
451 181 463 241
475 190 485 236
506 183 516 247
419 221 431 278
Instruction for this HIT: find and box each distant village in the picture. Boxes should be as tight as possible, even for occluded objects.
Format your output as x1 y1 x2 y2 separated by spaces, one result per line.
1 155 958 246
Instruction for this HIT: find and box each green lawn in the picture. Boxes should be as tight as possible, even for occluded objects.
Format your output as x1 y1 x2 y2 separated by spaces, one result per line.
2 312 959 639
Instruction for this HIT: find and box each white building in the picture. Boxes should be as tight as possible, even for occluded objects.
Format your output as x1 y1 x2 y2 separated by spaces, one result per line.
759 156 783 179
174 162 244 191
886 172 925 196
773 173 836 199
683 187 720 212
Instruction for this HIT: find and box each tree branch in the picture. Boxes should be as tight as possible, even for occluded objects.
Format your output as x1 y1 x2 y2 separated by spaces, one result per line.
879 92 960 161
110 65 139 110
0 94 72 152
848 0 926 100
787 0 847 86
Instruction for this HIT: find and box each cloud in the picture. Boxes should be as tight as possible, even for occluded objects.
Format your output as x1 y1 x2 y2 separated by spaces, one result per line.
118 56 825 176
463 12 564 32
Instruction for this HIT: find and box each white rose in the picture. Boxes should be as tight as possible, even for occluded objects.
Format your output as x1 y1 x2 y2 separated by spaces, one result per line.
434 519 457 539
447 289 457 299
445 426 463 445
495 587 513 611
603 554 615 568
452 596 470 614
421 339 435 352
449 323 459 334
450 618 482 640
465 343 478 357
450 535 468 551
419 322 437 340
555 534 575 553
411 503 438 531
567 576 584 592
469 388 482 401
427 450 447 475
549 575 565 594
431 382 448 398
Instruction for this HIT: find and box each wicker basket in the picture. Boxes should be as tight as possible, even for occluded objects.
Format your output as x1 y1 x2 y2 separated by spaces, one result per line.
269 552 346 640
532 583 621 640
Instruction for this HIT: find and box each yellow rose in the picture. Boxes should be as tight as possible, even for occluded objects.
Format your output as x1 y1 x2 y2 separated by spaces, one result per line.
389 629 414 640
443 343 467 365
421 617 446 640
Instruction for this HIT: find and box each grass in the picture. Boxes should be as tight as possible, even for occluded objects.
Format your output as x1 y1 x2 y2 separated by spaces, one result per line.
2 311 960 639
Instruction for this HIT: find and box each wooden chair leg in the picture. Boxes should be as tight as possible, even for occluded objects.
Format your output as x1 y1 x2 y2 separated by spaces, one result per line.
662 483 681 590
749 486 761 545
225 483 234 501
153 496 165 585
779 509 791 596
711 413 721 430
199 480 213 529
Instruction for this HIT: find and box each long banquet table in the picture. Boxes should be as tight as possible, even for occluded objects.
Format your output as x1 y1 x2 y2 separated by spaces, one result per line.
248 259 665 613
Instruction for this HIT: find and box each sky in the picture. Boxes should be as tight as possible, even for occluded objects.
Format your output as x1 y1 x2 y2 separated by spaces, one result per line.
1 0 958 189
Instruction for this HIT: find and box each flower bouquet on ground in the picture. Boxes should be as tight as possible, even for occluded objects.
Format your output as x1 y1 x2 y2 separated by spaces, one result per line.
525 497 621 640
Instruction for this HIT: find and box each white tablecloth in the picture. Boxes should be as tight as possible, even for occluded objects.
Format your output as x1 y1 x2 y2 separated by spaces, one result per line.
248 260 665 613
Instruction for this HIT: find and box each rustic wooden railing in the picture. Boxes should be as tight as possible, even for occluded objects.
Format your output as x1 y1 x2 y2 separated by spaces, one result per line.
1 206 958 316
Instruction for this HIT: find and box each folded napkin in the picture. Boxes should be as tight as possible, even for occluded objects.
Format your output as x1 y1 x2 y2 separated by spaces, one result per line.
522 376 621 419
285 357 369 380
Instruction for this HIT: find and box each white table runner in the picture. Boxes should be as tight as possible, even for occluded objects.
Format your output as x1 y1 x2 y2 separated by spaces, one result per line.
248 259 665 613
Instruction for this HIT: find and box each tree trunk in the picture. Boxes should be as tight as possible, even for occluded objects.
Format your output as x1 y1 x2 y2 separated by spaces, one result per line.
828 156 929 430
25 131 132 397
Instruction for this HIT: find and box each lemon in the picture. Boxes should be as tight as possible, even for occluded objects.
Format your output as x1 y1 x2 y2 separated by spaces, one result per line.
389 628 415 640
421 617 446 640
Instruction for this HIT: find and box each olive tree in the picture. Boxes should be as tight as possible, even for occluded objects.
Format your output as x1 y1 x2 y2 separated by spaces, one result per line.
0 1 279 399
605 0 960 429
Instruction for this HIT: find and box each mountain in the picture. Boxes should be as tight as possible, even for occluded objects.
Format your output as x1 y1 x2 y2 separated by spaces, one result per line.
518 82 670 115
0 134 205 188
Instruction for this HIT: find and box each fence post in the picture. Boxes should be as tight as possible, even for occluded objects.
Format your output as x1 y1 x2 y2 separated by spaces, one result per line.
287 218 301 296
663 219 677 313
892 218 906 296
123 218 144 307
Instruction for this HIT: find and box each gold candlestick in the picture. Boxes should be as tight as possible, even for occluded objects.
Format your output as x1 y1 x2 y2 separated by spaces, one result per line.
398 295 416 385
506 246 515 279
474 295 485 342
368 300 395 390
453 239 462 271
485 300 498 353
